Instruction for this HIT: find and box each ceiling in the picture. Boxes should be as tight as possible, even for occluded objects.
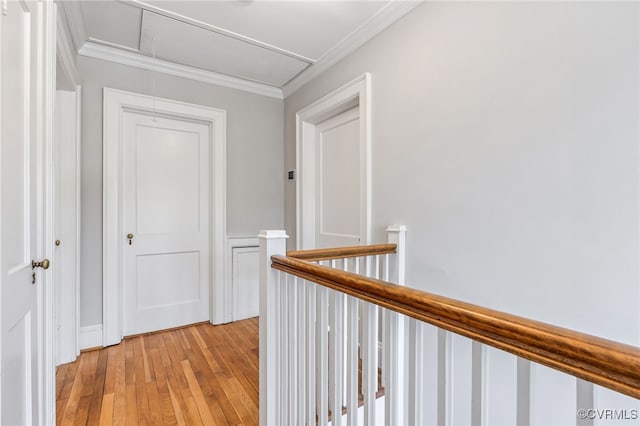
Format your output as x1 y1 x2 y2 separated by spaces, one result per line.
60 0 420 98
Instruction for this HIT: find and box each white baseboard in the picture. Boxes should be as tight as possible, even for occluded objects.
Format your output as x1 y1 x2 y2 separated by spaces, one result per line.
79 324 103 350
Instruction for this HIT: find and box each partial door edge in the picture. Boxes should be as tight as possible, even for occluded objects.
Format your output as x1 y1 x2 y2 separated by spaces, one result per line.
53 87 81 366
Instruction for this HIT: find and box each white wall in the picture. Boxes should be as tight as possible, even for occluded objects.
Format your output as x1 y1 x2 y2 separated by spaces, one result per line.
78 56 284 327
284 2 640 345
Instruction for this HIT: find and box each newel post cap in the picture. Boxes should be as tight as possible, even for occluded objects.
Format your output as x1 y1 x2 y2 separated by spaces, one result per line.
258 230 289 239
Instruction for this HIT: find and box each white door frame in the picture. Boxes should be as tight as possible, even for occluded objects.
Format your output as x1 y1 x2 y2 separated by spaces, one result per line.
42 2 57 423
53 88 81 365
54 6 81 365
295 73 371 249
103 88 227 346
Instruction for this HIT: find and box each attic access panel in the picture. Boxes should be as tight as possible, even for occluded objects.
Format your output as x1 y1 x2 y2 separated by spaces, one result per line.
139 0 390 61
139 10 310 87
82 1 143 51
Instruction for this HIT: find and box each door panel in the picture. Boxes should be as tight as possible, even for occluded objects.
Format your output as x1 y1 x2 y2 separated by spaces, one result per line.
315 107 361 248
232 246 259 321
135 126 201 235
1 1 40 423
136 251 201 309
4 313 32 426
123 112 210 336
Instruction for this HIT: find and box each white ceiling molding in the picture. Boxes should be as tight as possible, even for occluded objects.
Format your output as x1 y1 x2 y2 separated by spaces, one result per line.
56 6 80 87
121 0 315 64
57 1 88 52
282 0 422 98
78 41 284 99
87 37 141 54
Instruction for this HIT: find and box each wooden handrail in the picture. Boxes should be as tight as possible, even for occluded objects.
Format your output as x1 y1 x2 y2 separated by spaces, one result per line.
271 255 640 400
286 243 397 261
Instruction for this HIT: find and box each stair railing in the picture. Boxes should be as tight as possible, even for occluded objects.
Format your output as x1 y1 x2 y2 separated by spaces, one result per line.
259 226 640 425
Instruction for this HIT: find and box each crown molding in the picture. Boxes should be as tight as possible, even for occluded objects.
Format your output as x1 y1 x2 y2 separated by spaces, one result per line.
56 4 80 87
78 41 284 99
57 0 87 52
87 37 140 54
282 0 422 98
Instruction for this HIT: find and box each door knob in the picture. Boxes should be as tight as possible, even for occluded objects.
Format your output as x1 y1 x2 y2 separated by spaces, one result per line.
32 259 50 270
127 233 134 245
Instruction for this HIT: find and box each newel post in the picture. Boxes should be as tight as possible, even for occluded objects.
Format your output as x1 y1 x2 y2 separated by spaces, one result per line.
387 225 407 285
385 225 407 424
258 230 288 426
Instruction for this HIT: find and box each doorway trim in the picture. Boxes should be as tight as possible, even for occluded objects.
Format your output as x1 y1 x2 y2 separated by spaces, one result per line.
295 73 371 249
54 4 82 365
53 88 81 366
103 88 227 346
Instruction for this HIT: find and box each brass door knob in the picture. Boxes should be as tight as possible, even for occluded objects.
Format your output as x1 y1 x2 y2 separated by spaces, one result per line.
127 234 134 245
32 259 50 270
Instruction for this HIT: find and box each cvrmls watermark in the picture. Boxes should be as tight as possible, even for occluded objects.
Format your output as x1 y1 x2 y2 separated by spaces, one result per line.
577 409 639 420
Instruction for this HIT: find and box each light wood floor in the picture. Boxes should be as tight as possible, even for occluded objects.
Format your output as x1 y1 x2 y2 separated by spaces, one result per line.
56 318 259 426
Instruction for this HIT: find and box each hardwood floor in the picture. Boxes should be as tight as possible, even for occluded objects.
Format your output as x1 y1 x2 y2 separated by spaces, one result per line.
56 318 259 426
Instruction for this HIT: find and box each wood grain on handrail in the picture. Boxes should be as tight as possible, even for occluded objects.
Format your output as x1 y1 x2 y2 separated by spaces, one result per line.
271 255 640 400
286 244 397 261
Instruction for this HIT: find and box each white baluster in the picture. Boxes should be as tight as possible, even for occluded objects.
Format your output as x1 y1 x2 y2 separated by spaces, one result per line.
297 278 307 424
258 230 288 426
317 285 329 425
407 318 424 425
576 379 593 426
363 299 378 424
437 329 450 426
288 274 298 423
346 294 359 424
329 288 344 426
421 323 440 425
342 258 350 411
274 269 282 422
307 281 317 425
517 358 531 426
471 341 485 426
280 270 288 422
382 253 390 282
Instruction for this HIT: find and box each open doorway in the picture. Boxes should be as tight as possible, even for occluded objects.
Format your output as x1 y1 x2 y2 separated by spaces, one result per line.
295 73 372 250
54 5 82 367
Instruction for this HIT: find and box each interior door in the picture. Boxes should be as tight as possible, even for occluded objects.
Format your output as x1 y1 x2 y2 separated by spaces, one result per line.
315 107 361 248
1 1 41 424
122 111 210 336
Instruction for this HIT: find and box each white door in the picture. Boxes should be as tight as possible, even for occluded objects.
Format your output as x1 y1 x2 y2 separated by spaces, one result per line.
1 2 42 424
315 107 361 248
122 111 210 336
